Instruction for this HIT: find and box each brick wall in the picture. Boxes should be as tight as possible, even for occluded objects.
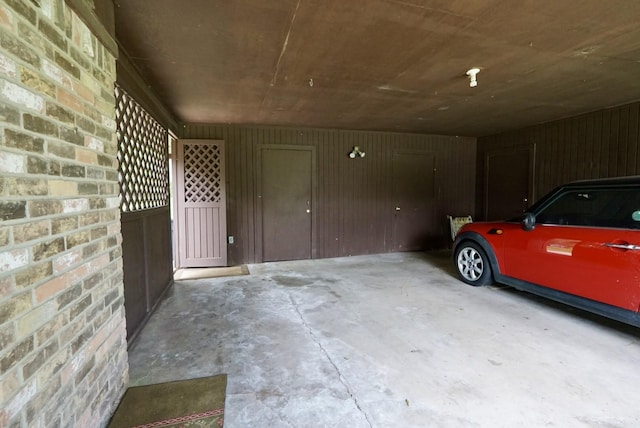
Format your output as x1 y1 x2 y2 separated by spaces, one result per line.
0 1 128 426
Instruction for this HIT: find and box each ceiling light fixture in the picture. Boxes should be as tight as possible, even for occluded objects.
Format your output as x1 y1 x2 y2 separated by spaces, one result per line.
466 68 480 87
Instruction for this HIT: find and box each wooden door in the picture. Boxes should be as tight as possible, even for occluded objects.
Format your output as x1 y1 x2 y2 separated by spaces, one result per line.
485 145 535 220
175 139 227 267
391 151 436 251
257 145 314 262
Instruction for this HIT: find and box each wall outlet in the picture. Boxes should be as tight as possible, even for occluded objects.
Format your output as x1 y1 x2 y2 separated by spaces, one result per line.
228 236 234 244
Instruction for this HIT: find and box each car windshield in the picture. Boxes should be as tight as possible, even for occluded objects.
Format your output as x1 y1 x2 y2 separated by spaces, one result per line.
534 187 640 229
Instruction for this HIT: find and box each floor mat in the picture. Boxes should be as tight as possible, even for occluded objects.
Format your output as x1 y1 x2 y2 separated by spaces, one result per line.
108 374 227 427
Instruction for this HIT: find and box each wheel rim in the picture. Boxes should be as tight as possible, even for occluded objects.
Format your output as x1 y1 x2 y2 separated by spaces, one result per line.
457 247 484 281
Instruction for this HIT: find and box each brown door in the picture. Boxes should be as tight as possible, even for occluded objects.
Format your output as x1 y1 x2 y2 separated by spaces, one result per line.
175 139 227 267
392 151 436 251
485 145 535 220
257 145 314 262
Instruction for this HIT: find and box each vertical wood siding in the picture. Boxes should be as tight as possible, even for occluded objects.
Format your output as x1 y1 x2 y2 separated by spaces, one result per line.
477 102 640 220
121 207 172 341
180 125 476 264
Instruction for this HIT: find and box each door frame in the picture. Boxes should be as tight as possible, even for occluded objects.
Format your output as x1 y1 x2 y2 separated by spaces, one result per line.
254 144 317 262
484 144 536 220
173 139 227 268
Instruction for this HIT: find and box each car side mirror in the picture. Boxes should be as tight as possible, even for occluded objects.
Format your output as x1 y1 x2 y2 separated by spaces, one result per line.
521 212 536 231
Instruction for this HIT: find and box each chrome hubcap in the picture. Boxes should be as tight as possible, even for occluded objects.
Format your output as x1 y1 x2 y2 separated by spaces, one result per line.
457 247 484 281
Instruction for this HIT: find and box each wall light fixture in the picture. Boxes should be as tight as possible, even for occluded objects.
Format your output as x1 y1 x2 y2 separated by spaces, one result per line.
348 146 366 158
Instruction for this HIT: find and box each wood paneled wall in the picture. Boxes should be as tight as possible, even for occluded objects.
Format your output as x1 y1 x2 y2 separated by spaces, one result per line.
121 208 173 342
477 102 640 220
180 124 477 264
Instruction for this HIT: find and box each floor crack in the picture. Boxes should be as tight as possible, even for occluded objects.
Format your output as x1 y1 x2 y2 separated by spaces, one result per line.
289 294 374 428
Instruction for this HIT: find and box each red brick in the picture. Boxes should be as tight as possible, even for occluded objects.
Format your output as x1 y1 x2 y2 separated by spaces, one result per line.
0 275 13 298
0 5 13 27
34 275 66 303
35 264 88 303
76 148 97 164
71 81 94 103
57 87 84 113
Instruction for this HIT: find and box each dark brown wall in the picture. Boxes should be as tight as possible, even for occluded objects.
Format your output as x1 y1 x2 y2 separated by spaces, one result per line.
180 124 477 265
121 208 173 342
477 101 640 219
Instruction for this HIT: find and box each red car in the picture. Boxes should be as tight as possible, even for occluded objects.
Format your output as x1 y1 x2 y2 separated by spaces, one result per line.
453 176 640 327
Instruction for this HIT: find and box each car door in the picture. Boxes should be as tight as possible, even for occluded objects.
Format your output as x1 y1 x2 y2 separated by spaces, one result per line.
502 186 640 311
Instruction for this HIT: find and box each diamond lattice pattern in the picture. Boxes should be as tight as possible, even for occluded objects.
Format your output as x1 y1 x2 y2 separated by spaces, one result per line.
115 84 169 212
183 144 222 203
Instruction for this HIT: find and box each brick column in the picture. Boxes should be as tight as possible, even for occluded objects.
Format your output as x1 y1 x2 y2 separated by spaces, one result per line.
0 1 128 426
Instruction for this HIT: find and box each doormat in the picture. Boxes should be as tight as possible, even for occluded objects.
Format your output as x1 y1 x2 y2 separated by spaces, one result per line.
174 265 250 281
108 374 227 428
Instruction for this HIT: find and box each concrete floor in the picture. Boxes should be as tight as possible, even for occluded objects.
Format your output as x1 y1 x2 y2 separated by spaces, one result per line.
127 251 640 427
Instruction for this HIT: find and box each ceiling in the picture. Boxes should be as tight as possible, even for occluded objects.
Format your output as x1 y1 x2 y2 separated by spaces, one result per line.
114 0 640 137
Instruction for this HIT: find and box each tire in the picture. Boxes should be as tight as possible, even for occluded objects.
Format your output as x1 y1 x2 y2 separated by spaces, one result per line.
454 241 494 286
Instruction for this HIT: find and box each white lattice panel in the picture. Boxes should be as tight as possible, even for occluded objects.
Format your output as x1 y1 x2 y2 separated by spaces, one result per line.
115 84 169 212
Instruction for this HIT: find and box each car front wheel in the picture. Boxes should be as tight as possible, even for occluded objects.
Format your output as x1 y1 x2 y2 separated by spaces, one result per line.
454 242 494 286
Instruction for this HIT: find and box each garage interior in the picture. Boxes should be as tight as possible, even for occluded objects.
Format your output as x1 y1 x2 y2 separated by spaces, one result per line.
2 0 640 426
112 1 640 425
112 0 640 340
